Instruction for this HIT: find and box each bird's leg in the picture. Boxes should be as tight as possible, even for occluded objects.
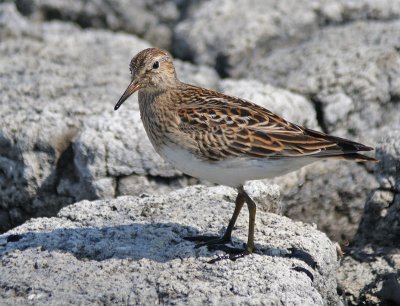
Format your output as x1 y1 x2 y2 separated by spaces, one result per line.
206 186 257 263
241 187 256 254
185 185 258 262
184 188 245 247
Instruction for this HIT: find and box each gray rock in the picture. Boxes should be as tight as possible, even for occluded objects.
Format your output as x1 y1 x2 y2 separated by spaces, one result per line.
173 0 400 76
175 59 220 91
243 20 400 140
272 160 378 244
337 131 400 305
375 130 400 192
14 0 185 49
338 250 400 305
0 2 37 39
0 7 146 231
0 4 219 232
0 184 340 305
353 130 400 247
227 22 400 245
117 174 202 198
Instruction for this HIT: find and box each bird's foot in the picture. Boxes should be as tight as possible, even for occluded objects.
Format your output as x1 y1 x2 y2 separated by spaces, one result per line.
207 244 251 263
184 235 253 263
184 235 231 249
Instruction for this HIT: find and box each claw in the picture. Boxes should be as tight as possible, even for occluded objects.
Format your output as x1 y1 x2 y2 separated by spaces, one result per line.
184 235 231 248
185 235 254 263
208 248 251 263
184 235 223 242
183 185 257 263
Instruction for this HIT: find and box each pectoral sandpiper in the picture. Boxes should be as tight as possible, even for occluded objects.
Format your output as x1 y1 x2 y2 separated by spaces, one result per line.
114 48 377 261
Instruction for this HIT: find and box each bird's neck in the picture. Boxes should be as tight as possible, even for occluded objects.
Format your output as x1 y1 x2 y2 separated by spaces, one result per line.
139 78 182 104
138 85 174 116
138 90 157 115
138 84 181 148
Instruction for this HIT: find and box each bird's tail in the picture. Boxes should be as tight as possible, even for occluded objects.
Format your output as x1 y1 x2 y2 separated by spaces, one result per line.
304 128 379 162
326 153 379 162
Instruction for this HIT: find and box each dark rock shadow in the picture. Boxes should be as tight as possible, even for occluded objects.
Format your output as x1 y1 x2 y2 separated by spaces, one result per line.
0 135 79 234
1 223 197 263
0 222 316 275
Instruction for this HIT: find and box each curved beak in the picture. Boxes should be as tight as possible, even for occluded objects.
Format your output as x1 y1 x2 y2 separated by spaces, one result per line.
114 81 141 111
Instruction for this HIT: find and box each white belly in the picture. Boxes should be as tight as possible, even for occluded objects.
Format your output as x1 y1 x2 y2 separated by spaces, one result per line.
158 144 316 187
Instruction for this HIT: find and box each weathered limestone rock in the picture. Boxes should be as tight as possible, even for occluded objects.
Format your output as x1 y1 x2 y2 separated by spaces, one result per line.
0 184 341 305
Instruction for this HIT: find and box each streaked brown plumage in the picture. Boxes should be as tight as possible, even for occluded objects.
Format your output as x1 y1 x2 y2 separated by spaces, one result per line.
115 47 377 261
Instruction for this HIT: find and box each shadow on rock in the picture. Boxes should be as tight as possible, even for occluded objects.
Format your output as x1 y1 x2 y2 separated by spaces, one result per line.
1 223 197 262
1 222 314 270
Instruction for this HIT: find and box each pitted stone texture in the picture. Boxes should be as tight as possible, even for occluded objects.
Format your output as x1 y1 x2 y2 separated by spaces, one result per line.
14 0 187 49
337 131 400 305
338 248 400 305
0 184 340 305
244 21 400 140
0 4 220 232
0 11 147 231
353 130 400 247
272 161 378 244
0 2 37 39
174 0 400 76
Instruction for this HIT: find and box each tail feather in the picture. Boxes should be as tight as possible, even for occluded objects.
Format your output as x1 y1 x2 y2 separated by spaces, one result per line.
303 128 378 162
319 153 379 162
304 128 374 152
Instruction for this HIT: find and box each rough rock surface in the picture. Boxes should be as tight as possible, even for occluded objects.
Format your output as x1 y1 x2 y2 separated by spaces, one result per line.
222 21 400 244
13 0 194 49
173 0 400 76
0 3 219 232
273 161 378 244
243 21 400 141
337 131 400 305
240 23 400 242
0 184 340 305
354 130 400 247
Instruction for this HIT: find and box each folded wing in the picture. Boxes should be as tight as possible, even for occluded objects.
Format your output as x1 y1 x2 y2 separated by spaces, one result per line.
176 90 377 162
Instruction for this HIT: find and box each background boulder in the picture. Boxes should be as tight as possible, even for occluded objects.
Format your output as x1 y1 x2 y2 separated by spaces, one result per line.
0 184 341 305
338 131 400 305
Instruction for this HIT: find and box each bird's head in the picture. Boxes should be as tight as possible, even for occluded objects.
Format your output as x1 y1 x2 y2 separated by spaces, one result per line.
115 48 177 110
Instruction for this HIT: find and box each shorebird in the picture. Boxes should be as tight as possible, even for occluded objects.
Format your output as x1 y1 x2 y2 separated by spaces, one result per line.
114 48 377 260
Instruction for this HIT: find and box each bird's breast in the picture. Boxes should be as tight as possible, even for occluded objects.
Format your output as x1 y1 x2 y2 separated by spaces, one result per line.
138 93 181 151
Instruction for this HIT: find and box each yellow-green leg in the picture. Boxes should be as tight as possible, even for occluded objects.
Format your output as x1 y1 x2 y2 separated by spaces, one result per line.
239 185 256 254
184 190 245 246
185 185 257 262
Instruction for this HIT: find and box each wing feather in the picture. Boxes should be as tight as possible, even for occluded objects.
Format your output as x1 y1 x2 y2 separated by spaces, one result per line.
175 87 375 161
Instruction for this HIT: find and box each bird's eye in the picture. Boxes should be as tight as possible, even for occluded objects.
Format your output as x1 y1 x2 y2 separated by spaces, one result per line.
152 61 160 69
